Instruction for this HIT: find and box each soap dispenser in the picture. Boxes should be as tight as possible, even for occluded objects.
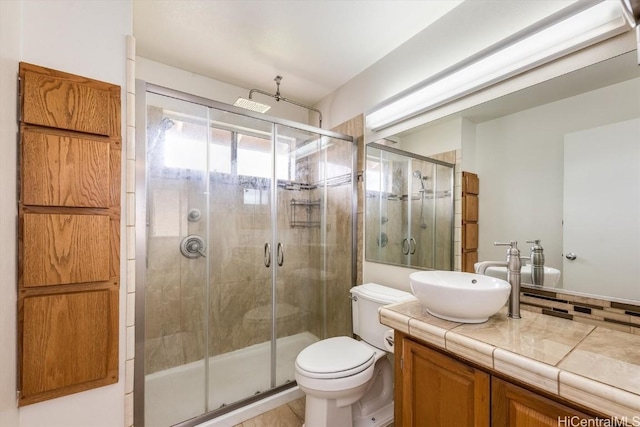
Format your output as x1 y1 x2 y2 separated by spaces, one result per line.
526 239 545 286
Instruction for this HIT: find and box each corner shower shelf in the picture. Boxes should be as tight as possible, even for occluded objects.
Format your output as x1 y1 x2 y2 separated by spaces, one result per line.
290 199 321 228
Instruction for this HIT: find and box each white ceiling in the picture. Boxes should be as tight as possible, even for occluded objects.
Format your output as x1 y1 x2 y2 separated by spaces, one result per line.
133 0 462 105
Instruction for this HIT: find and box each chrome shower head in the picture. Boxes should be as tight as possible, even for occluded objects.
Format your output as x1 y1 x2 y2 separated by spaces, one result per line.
413 170 427 191
233 97 271 113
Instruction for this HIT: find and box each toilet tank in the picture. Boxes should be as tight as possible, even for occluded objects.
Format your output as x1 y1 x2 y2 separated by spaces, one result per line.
351 283 413 350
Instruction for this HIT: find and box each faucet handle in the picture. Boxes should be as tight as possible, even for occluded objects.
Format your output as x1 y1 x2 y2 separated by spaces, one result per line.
494 241 518 249
494 241 520 258
526 239 542 245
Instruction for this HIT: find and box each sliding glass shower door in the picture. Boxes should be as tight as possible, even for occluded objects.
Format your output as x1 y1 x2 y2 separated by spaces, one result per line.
137 84 355 427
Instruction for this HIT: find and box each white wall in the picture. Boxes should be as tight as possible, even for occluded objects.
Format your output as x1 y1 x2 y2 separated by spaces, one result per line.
474 77 640 280
0 1 132 426
397 118 463 157
136 57 311 125
0 2 22 427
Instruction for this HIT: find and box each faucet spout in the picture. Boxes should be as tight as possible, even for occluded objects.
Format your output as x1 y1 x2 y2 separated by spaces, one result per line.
475 261 508 275
478 241 522 319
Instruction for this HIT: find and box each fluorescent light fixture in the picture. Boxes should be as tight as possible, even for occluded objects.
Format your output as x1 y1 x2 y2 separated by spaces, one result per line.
366 1 631 131
233 97 271 113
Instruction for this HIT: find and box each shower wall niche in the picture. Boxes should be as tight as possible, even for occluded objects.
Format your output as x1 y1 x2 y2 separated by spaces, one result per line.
136 84 356 427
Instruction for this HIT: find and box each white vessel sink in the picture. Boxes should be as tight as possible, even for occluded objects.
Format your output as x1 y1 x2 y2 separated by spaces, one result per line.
474 263 561 287
409 271 511 323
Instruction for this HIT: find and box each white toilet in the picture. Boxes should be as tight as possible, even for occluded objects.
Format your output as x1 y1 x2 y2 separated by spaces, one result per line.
294 283 414 427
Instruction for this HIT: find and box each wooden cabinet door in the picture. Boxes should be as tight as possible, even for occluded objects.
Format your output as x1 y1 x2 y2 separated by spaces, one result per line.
18 62 121 406
492 377 594 426
22 128 111 207
402 337 490 427
20 286 119 404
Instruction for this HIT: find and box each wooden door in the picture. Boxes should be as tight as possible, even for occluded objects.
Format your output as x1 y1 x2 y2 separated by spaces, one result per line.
492 377 594 426
401 337 490 427
17 62 121 406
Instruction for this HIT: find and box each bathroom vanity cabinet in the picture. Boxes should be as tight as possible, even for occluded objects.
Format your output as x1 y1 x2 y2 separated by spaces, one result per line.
395 332 597 427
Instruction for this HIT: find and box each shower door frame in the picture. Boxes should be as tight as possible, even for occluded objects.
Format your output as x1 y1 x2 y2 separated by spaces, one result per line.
134 80 357 427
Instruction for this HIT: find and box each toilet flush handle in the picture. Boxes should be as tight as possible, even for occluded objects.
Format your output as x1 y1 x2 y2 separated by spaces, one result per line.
385 335 394 347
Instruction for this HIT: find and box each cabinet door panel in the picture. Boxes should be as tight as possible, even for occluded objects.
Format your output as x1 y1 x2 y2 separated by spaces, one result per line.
463 172 479 194
23 213 110 286
463 223 479 249
463 194 479 222
402 338 490 427
492 377 594 427
20 288 118 404
22 70 112 136
22 130 110 207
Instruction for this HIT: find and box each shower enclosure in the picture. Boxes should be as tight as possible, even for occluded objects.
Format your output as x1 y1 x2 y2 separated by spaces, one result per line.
134 82 356 426
365 143 454 270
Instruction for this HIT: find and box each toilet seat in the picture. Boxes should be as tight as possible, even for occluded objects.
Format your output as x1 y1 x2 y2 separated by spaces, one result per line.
295 337 375 379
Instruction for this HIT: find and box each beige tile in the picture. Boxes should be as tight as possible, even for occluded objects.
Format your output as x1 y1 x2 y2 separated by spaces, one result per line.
568 316 633 334
409 318 448 348
562 293 612 308
390 300 462 348
241 404 303 427
287 397 305 422
444 330 495 369
558 327 640 395
379 307 410 334
451 309 593 366
493 348 559 394
559 371 640 419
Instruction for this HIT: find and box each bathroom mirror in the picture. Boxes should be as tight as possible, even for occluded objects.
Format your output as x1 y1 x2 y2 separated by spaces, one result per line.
373 50 640 302
365 143 455 271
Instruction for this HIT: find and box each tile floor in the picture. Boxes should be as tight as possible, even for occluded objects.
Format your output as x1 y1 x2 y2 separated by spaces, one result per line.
234 397 395 427
233 397 305 427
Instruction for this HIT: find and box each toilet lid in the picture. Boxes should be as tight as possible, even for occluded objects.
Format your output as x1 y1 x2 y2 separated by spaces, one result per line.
295 337 375 379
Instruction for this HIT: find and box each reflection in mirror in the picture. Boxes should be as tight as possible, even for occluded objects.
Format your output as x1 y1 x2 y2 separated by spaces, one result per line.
365 143 455 271
374 51 640 302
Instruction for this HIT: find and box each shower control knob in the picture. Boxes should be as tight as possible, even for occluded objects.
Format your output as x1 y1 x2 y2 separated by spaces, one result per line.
187 208 202 222
180 235 206 258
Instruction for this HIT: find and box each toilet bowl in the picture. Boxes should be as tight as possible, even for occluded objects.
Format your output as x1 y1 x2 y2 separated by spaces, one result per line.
294 283 414 427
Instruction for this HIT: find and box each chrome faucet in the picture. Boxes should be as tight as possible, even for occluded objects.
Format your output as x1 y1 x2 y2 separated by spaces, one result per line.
476 241 522 319
526 239 545 286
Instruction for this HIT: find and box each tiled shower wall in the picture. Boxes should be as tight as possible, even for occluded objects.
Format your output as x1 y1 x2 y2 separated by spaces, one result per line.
144 125 356 374
363 149 458 271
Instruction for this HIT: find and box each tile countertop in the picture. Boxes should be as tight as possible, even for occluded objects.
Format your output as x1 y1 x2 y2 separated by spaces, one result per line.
379 299 640 419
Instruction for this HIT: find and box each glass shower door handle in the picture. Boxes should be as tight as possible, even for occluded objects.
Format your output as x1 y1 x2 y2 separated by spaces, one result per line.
277 243 284 267
409 238 417 255
264 243 271 267
402 238 410 255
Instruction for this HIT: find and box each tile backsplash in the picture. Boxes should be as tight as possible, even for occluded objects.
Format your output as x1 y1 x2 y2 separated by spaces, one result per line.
520 287 640 335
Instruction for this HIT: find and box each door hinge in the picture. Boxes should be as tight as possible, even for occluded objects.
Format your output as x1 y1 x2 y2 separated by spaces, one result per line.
16 390 21 406
16 75 22 123
400 357 404 370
